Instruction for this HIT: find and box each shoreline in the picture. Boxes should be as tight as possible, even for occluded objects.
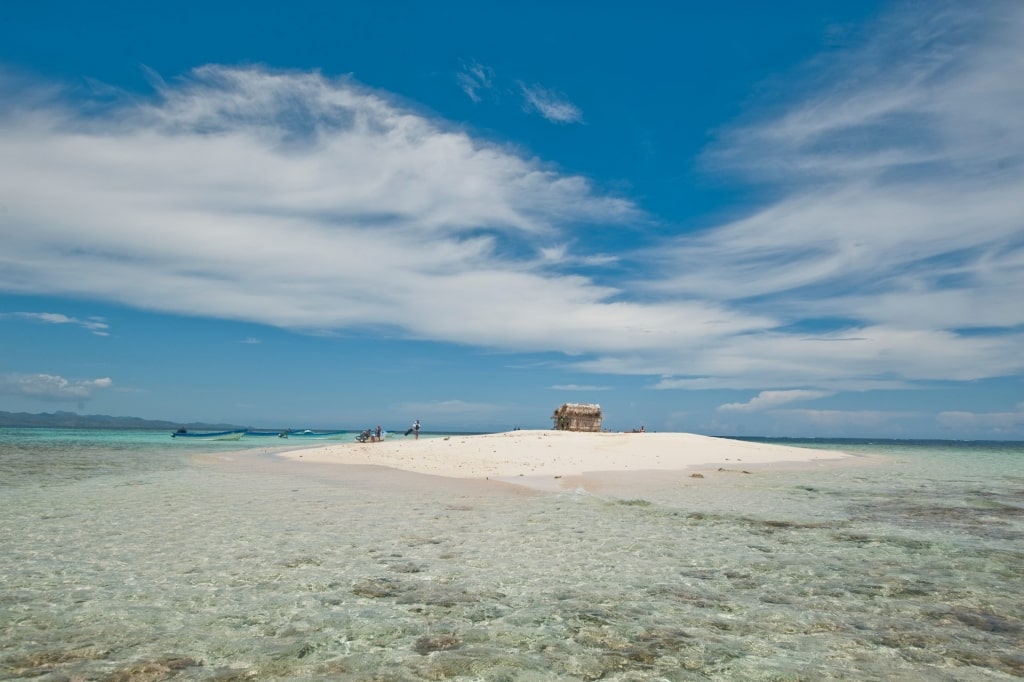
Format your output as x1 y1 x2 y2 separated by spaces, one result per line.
274 430 861 492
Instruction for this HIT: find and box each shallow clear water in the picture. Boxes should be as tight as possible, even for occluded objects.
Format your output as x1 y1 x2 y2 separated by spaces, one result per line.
1 429 1021 680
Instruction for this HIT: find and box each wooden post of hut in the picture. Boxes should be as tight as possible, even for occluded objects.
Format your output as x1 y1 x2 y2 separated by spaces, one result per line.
551 403 602 432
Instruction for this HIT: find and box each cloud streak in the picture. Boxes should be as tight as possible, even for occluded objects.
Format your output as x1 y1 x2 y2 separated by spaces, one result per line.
456 62 583 125
0 374 113 401
518 82 583 124
457 60 494 103
718 390 833 413
635 0 1024 390
3 312 110 336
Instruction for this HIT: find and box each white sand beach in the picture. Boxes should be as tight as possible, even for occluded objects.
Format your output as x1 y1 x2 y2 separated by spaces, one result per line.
279 430 855 491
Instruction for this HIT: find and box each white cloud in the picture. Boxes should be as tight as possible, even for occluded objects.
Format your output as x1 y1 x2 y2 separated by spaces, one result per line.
0 65 687 349
718 390 832 412
518 82 583 124
4 312 109 336
0 374 113 401
631 1 1024 389
585 323 1024 393
0 65 777 361
550 384 610 391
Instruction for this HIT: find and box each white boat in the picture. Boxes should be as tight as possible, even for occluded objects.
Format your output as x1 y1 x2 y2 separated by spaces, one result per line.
289 430 350 440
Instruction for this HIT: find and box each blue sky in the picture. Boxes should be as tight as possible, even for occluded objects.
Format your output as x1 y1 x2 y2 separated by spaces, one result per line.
1 1 1022 438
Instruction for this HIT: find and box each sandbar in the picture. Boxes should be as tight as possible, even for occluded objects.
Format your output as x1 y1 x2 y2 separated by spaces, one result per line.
277 430 856 492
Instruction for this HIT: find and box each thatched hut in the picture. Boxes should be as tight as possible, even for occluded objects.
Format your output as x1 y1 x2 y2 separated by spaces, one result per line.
551 403 602 432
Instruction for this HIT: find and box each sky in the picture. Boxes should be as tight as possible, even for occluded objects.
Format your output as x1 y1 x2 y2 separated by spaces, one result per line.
1 1 1022 438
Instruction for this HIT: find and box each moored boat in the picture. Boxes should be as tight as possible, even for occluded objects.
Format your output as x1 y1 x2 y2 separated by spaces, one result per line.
289 429 349 439
171 429 247 441
246 430 292 438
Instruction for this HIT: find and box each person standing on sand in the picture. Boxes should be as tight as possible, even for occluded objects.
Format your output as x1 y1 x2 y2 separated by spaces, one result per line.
413 419 420 439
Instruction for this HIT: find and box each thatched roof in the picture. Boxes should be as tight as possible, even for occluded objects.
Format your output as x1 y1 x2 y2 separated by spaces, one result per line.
552 402 602 417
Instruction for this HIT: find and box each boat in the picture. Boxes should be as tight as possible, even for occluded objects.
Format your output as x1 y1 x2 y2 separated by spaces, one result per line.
246 430 292 438
171 429 247 441
288 430 350 440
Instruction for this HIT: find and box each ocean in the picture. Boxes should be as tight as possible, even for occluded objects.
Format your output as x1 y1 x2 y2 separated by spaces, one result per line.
1 428 1021 681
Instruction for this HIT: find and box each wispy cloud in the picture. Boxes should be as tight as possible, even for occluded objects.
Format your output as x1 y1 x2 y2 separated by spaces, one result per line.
717 390 832 412
459 63 583 125
631 1 1024 391
4 312 109 336
518 82 583 124
550 384 610 391
0 64 775 364
0 373 113 401
0 65 667 351
457 59 495 103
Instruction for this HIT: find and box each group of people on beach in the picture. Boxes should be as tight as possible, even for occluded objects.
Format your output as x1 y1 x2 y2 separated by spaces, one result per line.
357 425 384 442
356 420 420 443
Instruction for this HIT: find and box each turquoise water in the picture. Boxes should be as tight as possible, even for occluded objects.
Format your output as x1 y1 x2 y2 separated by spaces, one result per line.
1 429 1021 680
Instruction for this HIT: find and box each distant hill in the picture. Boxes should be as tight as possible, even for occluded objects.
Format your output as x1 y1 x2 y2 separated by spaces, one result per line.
0 410 244 431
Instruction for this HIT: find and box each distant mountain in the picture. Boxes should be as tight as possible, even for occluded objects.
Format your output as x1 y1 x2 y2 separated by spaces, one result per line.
0 410 244 431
